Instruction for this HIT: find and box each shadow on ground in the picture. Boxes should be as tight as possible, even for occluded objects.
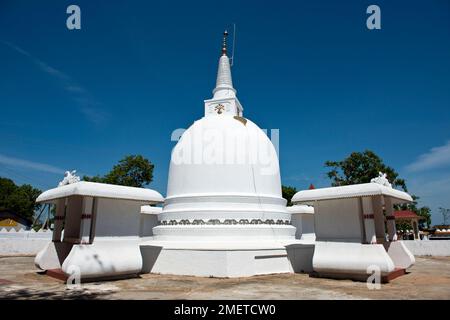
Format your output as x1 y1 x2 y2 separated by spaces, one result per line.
0 286 113 300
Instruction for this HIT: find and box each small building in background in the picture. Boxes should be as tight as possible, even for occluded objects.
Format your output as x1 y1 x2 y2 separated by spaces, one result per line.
394 210 424 240
0 209 32 231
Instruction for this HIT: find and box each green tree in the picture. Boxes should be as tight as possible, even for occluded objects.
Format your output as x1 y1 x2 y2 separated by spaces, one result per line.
439 207 450 226
0 177 42 220
325 150 432 227
83 155 154 188
325 150 407 191
282 185 297 206
416 206 432 228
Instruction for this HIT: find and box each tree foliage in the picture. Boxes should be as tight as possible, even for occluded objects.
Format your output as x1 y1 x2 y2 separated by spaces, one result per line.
325 150 432 227
439 207 450 226
416 206 432 228
0 177 42 220
282 185 297 206
83 155 154 188
325 150 407 191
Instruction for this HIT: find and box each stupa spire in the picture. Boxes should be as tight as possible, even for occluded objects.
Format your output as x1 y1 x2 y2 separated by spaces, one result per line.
221 30 228 56
213 30 236 99
204 30 243 117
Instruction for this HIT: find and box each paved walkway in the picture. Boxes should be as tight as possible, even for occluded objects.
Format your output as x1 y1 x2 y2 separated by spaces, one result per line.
0 256 449 300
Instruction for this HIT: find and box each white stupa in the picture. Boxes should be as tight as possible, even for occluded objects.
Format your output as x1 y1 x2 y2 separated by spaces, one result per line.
141 32 309 277
153 31 294 241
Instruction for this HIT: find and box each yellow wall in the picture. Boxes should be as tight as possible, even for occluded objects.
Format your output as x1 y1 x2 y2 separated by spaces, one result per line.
0 219 19 227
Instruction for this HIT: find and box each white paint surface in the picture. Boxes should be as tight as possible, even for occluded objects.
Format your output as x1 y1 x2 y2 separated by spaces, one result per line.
0 238 50 255
293 183 413 204
0 230 52 255
140 240 315 277
61 239 142 279
313 241 395 275
403 240 450 256
388 241 416 268
37 181 163 203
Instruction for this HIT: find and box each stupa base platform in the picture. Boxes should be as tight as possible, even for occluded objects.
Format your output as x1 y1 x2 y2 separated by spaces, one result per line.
139 240 315 278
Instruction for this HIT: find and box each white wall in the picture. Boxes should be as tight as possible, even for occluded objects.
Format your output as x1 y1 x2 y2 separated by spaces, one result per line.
3 231 449 257
95 199 143 237
290 214 303 239
0 229 52 255
140 214 159 237
403 240 450 256
302 214 314 234
290 213 315 240
315 199 362 242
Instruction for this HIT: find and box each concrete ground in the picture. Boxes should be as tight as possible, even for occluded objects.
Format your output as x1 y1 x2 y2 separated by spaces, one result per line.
0 256 449 300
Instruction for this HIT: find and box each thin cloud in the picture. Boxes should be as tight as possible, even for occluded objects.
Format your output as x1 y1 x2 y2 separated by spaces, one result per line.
409 174 450 198
406 141 450 172
66 85 87 93
406 173 450 224
34 59 71 81
2 41 70 81
80 107 110 125
2 40 109 125
0 154 65 175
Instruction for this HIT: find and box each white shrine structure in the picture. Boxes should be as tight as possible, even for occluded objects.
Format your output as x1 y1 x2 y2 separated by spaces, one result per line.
34 32 416 282
34 181 163 280
292 177 416 282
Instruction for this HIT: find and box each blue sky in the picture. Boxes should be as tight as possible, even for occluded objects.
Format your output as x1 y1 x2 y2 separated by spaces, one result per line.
0 0 449 224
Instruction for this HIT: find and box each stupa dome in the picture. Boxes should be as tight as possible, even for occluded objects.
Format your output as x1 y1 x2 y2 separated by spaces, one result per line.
167 115 282 199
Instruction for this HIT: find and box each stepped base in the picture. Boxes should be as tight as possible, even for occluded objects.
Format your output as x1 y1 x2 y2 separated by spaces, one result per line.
140 240 315 278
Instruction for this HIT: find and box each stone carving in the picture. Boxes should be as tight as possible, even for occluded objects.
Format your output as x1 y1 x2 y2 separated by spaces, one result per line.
58 170 81 187
370 172 392 188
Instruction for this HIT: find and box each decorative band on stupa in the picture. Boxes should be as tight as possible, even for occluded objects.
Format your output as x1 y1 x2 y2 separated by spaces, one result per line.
159 219 291 226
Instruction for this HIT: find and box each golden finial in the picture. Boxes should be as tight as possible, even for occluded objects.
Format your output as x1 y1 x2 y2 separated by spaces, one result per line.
221 30 228 56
